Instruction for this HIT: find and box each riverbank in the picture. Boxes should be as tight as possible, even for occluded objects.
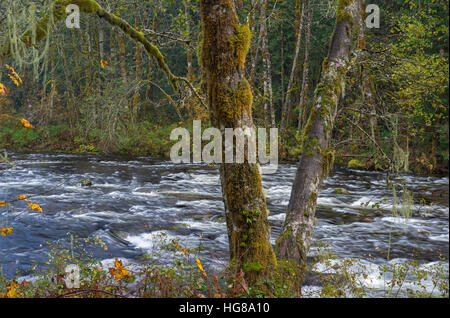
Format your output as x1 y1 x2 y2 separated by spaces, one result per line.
0 120 448 176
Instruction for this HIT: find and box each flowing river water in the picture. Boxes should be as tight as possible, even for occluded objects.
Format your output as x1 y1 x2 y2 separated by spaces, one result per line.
0 152 448 296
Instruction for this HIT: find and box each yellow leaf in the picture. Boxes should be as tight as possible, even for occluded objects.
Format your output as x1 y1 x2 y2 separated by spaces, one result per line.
20 118 34 129
28 203 43 213
196 258 207 278
109 258 131 281
0 280 19 298
0 83 6 95
16 195 28 200
0 227 13 237
6 64 23 84
0 201 6 207
7 74 19 87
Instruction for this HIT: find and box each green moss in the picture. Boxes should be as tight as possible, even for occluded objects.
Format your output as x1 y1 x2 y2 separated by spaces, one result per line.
275 224 292 247
242 209 260 224
322 57 330 71
348 158 366 169
224 163 276 283
302 136 319 157
216 78 253 124
321 147 335 178
273 259 304 291
243 261 263 272
230 23 251 69
336 0 355 23
332 188 350 195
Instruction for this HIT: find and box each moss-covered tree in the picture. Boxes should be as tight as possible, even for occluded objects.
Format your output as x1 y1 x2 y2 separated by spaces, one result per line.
198 0 276 284
276 0 362 265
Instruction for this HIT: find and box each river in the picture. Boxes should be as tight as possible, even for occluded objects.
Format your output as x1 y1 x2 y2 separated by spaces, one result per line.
0 152 448 296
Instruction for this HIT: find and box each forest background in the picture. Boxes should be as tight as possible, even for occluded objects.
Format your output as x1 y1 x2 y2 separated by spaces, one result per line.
0 0 448 175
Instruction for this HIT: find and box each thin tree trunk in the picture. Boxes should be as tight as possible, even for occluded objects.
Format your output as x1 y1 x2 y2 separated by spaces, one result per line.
297 4 312 133
276 0 361 266
259 0 274 128
280 0 305 135
249 0 261 90
199 0 276 284
132 11 142 124
184 0 193 82
355 4 379 146
49 58 56 124
99 28 104 60
280 27 284 125
117 31 127 84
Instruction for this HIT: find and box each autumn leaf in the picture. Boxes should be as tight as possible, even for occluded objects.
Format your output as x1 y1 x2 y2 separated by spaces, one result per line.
0 227 13 237
18 118 34 129
195 258 207 278
100 60 109 68
16 195 28 200
28 203 43 213
0 83 6 96
0 201 6 207
20 118 34 129
108 258 132 281
0 280 19 298
5 65 23 85
7 74 19 87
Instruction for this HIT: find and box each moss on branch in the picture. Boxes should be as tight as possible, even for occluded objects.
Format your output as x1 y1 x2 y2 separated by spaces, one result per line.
6 0 178 90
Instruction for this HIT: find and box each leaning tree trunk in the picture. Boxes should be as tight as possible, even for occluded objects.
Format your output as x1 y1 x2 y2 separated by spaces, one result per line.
199 0 276 284
276 0 361 264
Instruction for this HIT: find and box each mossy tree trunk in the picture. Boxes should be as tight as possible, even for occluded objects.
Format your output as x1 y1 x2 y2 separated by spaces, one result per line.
276 0 361 265
199 0 276 284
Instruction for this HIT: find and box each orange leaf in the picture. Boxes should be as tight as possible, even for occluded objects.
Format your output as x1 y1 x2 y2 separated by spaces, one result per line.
20 118 34 129
0 227 13 237
28 203 43 213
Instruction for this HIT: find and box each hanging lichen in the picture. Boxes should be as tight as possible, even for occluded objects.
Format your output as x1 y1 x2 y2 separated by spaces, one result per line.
3 0 54 83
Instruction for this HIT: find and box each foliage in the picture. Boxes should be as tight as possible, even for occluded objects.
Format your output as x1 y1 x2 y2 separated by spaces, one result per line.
0 234 446 298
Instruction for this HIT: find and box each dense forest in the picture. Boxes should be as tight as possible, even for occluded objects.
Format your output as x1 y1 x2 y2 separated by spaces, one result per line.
1 0 447 174
0 0 448 299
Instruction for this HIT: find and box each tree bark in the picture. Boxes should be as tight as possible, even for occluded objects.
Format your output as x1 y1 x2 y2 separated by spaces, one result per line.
117 31 127 84
356 5 379 146
280 0 305 136
259 0 275 128
249 0 261 90
199 0 276 284
297 4 312 133
276 0 361 265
